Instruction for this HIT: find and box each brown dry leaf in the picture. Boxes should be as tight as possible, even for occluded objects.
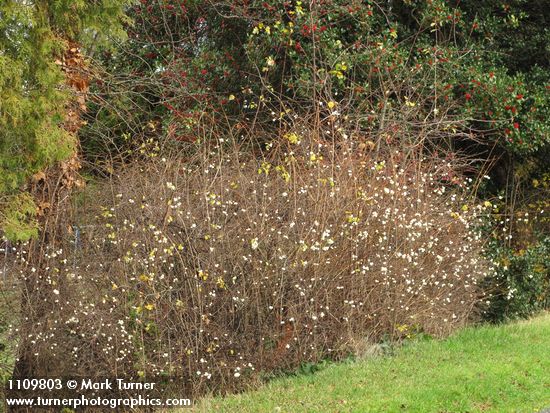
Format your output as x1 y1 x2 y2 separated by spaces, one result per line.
36 201 51 216
358 140 376 151
32 171 46 182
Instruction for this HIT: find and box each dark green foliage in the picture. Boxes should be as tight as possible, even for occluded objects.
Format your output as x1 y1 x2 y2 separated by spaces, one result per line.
460 0 549 74
483 237 550 322
481 153 550 321
85 0 549 155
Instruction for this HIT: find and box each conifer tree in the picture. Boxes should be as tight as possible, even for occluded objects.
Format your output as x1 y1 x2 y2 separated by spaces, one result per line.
0 0 129 241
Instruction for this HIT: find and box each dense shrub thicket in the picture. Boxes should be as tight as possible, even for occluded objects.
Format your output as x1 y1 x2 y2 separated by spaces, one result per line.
8 134 491 394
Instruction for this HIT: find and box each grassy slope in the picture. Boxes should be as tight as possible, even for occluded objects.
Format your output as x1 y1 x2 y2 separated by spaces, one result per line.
191 314 550 413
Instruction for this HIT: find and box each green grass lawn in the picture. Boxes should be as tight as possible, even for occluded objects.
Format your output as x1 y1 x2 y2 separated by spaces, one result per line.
190 313 550 413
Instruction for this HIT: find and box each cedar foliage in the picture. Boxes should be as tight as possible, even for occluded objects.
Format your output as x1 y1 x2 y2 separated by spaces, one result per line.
0 0 130 241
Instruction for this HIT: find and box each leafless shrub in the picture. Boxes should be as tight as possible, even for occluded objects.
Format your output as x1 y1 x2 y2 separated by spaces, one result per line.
9 127 492 396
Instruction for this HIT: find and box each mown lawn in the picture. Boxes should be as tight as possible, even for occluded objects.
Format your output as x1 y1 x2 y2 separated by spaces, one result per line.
189 313 550 413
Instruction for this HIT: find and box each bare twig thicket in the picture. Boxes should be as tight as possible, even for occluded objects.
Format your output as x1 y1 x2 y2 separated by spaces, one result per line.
6 126 494 396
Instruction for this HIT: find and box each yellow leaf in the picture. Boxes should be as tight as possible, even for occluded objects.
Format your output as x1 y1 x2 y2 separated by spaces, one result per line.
284 132 299 144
